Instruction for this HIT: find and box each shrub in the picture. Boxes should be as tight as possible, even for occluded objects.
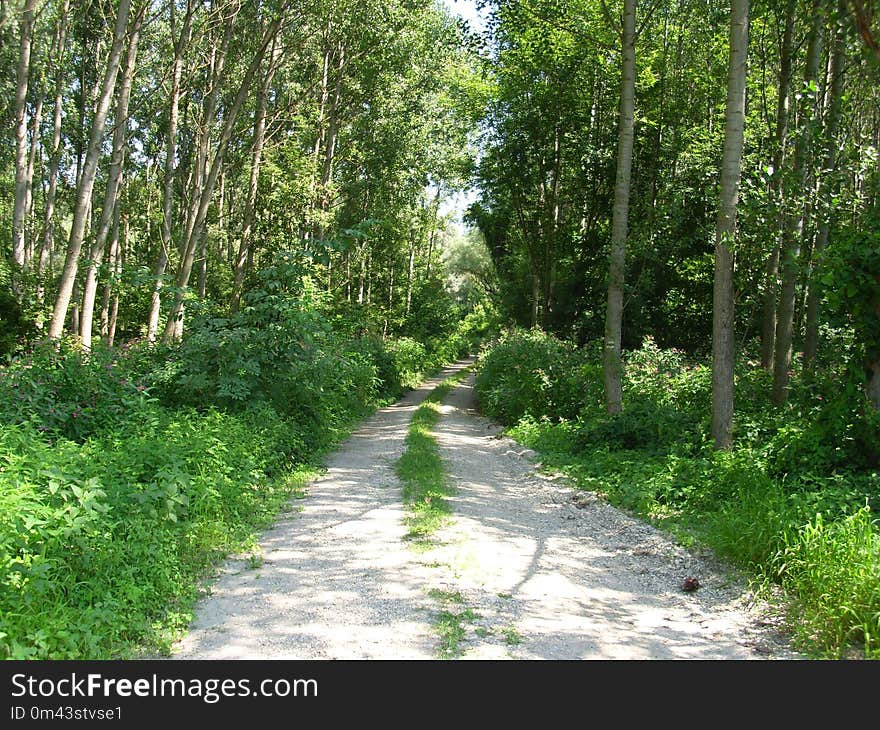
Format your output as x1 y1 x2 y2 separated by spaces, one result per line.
0 341 154 441
475 328 596 424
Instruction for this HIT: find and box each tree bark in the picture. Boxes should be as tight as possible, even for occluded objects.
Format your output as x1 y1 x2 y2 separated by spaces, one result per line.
760 0 796 370
231 38 277 314
80 11 142 350
100 201 121 341
406 235 415 317
772 1 824 404
11 0 38 298
162 16 282 343
35 0 71 322
147 0 193 342
711 0 749 449
603 0 636 415
47 0 132 340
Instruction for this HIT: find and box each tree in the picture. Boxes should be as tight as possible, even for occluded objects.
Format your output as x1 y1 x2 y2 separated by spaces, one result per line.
771 0 824 405
711 0 749 449
10 0 38 299
47 0 133 340
602 0 636 415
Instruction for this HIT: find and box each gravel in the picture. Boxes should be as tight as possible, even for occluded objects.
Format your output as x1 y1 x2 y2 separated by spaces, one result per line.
169 360 800 660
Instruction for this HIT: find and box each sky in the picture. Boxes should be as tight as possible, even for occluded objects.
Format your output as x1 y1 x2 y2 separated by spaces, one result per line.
437 1 487 231
439 0 488 34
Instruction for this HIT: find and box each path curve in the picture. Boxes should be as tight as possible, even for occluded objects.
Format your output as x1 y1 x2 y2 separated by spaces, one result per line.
170 360 798 660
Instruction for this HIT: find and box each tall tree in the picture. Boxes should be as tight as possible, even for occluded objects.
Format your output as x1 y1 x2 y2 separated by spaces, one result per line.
759 0 796 371
10 0 38 299
804 0 848 366
79 8 143 351
146 0 194 343
47 0 133 340
771 0 824 404
711 0 749 449
602 0 637 415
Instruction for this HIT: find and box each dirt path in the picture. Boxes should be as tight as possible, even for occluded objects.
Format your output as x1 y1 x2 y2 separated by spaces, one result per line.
171 360 798 660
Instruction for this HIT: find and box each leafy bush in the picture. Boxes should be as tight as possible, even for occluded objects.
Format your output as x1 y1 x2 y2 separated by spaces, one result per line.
0 341 154 441
0 406 306 659
576 398 699 454
475 328 598 424
385 337 429 390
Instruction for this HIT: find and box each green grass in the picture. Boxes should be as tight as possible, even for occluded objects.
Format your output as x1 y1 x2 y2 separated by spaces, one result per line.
396 367 471 547
427 585 479 659
501 625 523 646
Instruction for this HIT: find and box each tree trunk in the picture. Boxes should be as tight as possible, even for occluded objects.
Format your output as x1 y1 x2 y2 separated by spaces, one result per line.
11 0 38 298
197 233 207 299
760 0 796 370
147 0 193 342
711 0 749 449
36 2 71 321
80 12 142 350
603 0 636 415
772 1 824 404
804 1 847 366
108 215 127 347
100 202 121 340
47 0 132 340
406 235 415 316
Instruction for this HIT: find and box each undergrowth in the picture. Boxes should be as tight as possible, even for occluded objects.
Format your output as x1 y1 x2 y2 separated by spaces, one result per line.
0 272 476 659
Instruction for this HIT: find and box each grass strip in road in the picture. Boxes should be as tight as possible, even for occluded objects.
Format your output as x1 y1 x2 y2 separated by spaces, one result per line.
395 367 470 547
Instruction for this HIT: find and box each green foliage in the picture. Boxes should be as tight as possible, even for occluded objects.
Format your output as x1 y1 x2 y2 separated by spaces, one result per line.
821 223 880 357
385 337 429 390
0 409 314 659
475 328 599 425
145 273 381 457
0 286 29 356
774 508 880 658
0 341 154 442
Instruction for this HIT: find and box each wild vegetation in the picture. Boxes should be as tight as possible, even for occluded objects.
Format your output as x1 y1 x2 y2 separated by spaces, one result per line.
463 0 880 658
2 0 879 660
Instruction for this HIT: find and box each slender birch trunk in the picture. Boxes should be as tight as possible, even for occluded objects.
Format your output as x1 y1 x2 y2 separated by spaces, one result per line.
162 17 282 343
772 1 824 404
47 0 132 340
231 39 277 313
80 12 142 350
760 0 796 370
711 0 749 449
147 0 193 342
11 0 39 298
603 0 636 415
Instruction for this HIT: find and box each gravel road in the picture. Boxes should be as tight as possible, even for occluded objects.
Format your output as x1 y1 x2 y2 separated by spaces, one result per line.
170 359 799 660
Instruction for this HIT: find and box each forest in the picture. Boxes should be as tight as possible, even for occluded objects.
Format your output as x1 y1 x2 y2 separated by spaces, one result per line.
0 0 878 660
